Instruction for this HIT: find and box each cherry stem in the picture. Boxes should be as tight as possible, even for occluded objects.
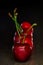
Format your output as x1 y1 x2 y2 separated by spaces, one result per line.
8 10 22 39
22 23 37 44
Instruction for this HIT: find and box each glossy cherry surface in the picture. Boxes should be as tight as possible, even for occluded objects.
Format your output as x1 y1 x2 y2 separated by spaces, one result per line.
12 43 32 61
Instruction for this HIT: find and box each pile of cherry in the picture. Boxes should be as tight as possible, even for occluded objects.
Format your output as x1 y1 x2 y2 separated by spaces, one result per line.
13 22 34 62
8 8 37 62
13 21 33 49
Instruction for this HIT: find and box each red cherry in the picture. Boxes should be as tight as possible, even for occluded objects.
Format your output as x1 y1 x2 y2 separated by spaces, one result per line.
12 43 31 61
13 32 33 50
21 21 33 35
21 21 31 29
20 37 33 49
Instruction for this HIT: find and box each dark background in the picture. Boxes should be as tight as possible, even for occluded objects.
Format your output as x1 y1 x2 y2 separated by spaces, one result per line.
0 0 43 49
0 1 43 65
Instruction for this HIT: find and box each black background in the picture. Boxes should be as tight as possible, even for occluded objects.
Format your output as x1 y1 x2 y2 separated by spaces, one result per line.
0 0 43 51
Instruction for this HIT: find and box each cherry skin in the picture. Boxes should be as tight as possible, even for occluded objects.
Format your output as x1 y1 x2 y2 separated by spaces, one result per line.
21 21 31 30
21 21 33 35
12 43 31 61
13 32 33 50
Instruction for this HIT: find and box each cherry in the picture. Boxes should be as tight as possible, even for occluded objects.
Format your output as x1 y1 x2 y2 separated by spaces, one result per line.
21 21 33 35
21 21 31 29
12 43 31 61
13 32 33 50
